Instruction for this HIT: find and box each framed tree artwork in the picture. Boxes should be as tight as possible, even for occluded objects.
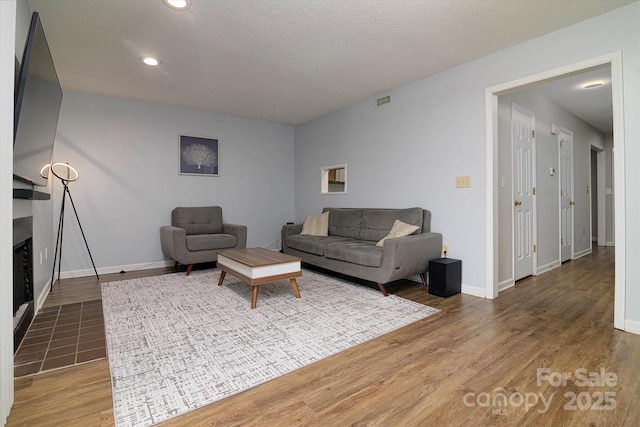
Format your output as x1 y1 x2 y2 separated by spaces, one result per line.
179 135 219 176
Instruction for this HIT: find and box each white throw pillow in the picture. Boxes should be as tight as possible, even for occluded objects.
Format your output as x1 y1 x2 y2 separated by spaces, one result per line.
300 211 329 236
376 220 419 247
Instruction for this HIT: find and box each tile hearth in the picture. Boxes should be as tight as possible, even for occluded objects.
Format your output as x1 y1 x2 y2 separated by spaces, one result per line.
14 300 106 377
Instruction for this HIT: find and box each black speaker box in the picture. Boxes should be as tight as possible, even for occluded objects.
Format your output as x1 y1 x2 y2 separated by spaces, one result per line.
428 258 461 297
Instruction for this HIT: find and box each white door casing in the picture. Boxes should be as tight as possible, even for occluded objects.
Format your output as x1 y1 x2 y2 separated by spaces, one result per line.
512 104 536 281
559 129 574 262
486 53 625 329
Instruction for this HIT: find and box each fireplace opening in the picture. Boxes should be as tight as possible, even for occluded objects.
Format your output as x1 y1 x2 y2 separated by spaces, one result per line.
13 217 35 352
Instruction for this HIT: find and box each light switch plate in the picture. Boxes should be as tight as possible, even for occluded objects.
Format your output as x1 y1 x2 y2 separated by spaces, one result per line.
456 176 471 188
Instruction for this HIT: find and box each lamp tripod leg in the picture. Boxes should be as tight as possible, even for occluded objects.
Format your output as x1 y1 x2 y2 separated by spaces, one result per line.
50 188 66 291
49 182 99 290
57 191 65 283
65 185 99 280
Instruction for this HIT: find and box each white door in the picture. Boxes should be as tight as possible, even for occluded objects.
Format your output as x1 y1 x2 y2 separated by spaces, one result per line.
512 104 536 281
559 130 574 262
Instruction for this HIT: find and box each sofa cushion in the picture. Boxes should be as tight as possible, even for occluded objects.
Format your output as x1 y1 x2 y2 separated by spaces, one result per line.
300 211 329 236
324 241 383 267
173 206 223 235
186 233 237 251
287 235 353 256
376 220 420 247
324 208 363 239
360 208 423 241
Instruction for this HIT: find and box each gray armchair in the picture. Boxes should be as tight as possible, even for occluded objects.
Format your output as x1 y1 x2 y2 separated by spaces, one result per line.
160 206 247 275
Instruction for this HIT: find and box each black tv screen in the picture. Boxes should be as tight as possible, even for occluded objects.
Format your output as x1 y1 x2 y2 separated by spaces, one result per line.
14 11 63 188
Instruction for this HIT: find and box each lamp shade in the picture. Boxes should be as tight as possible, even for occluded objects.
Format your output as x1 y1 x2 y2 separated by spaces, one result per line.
50 162 79 182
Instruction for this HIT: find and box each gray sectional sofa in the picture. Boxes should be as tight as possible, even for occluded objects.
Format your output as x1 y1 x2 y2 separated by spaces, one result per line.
282 207 442 296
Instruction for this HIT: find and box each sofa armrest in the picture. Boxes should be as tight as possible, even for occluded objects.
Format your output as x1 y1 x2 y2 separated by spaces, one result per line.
281 224 303 251
223 223 248 248
381 232 443 277
160 225 188 261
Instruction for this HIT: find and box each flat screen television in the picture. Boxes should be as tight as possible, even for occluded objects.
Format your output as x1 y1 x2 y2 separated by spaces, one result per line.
13 11 63 188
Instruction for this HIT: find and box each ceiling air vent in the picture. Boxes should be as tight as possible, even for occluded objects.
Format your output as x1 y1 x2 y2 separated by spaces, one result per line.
376 94 391 107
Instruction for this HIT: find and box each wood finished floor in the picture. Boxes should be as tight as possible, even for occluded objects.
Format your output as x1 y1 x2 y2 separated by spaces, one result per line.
8 247 640 426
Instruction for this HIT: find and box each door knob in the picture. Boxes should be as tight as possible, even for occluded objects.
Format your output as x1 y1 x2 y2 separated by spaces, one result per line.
514 200 522 206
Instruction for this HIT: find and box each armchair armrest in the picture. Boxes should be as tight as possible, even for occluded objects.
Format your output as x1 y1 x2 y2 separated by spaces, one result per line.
223 223 247 248
160 225 188 262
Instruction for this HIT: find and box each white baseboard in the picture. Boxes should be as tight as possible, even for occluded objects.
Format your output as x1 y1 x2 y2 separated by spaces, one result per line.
606 241 615 247
462 284 485 298
573 248 592 259
536 260 560 275
498 278 514 292
624 319 640 335
35 279 51 313
59 260 173 280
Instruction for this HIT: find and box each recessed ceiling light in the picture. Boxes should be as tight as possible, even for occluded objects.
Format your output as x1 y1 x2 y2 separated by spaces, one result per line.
163 0 191 10
141 56 161 66
582 80 604 89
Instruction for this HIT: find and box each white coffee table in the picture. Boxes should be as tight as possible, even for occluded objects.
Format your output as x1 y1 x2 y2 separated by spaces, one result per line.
217 248 302 309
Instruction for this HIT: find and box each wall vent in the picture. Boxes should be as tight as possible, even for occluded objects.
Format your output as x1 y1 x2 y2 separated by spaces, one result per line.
376 94 391 107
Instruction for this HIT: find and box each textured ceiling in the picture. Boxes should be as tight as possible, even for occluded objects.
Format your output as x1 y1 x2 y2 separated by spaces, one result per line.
26 0 633 126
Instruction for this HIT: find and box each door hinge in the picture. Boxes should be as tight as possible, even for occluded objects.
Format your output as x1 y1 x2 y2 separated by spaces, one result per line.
533 244 537 253
532 187 536 195
532 130 535 138
561 238 564 245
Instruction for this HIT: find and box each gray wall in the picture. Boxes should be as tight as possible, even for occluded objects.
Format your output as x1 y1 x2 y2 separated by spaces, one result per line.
51 90 295 277
294 2 640 325
497 89 605 285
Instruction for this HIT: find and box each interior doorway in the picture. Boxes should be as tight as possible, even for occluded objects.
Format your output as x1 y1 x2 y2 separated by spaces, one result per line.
486 52 625 330
558 128 574 263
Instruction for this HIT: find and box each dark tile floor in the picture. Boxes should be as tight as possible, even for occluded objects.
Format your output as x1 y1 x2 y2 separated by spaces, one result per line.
14 300 106 377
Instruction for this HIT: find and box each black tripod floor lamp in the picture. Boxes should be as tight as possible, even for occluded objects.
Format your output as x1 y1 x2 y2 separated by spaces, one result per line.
42 162 99 290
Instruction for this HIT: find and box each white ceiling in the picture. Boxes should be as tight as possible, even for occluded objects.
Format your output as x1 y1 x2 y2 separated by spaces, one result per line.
26 0 632 127
535 66 613 133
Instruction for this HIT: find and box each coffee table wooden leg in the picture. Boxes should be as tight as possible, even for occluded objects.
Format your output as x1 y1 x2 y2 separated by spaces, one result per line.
251 286 259 309
290 278 301 299
217 270 226 286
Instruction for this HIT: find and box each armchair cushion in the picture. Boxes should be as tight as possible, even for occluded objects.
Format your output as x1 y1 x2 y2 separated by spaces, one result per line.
186 234 238 251
173 206 223 235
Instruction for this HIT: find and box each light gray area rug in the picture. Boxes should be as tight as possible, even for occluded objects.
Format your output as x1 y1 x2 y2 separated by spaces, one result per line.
102 268 439 427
